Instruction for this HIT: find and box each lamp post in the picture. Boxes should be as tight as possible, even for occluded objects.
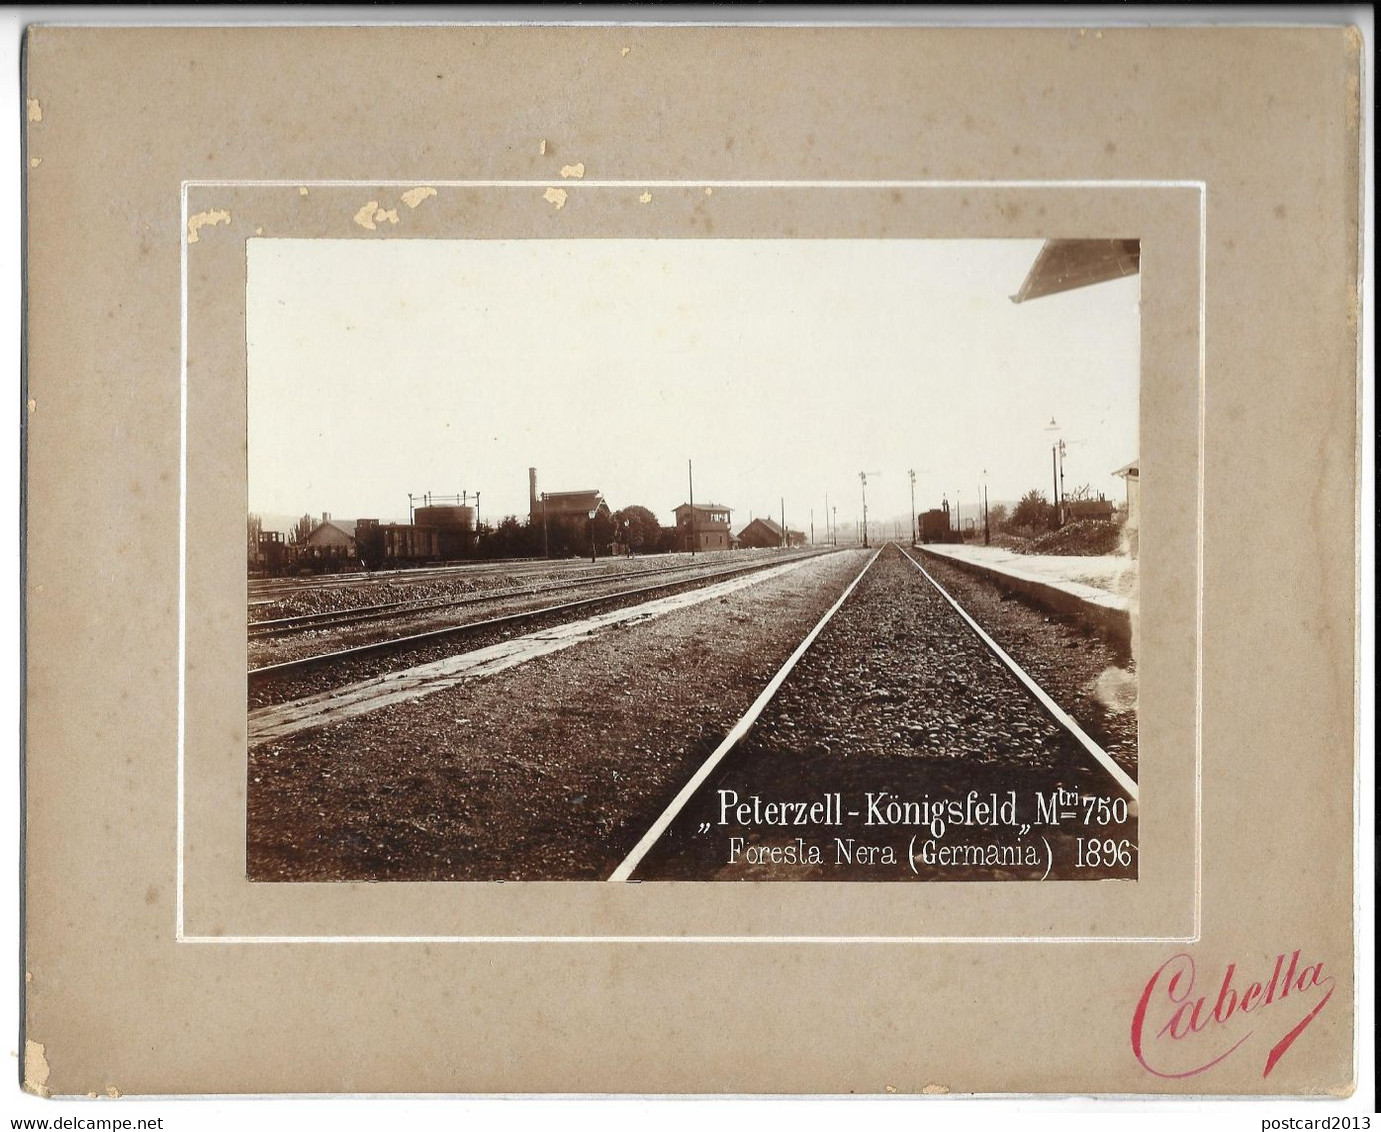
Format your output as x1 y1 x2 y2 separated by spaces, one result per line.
832 505 837 546
1045 416 1064 529
858 471 880 548
542 492 549 558
588 508 597 563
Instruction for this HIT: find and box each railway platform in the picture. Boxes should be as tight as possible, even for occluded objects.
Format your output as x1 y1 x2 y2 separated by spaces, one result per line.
916 543 1135 649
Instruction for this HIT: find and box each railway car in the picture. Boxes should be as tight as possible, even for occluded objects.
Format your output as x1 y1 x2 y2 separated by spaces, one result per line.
918 503 963 544
353 506 476 570
1063 497 1115 523
252 530 288 577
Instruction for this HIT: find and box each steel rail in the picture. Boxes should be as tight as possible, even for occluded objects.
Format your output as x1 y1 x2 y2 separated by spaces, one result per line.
247 551 712 598
901 547 1139 801
248 554 784 638
249 548 839 689
608 546 883 882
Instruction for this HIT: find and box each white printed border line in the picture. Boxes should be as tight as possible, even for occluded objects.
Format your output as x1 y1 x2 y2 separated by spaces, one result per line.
181 178 1201 942
609 547 883 882
903 549 1139 802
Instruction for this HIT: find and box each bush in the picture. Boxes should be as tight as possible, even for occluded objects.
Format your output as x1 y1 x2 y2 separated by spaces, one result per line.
1009 488 1052 533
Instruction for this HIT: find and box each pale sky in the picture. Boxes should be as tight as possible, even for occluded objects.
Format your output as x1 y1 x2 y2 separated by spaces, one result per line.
247 239 1139 535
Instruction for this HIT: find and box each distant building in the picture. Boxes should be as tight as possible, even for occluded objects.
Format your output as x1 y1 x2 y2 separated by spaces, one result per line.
738 516 786 549
673 502 733 552
737 516 806 549
528 467 606 527
304 515 357 552
300 514 359 568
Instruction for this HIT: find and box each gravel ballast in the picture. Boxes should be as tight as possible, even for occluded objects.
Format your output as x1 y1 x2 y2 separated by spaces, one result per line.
247 543 1137 884
248 551 830 709
635 544 1137 882
247 550 871 881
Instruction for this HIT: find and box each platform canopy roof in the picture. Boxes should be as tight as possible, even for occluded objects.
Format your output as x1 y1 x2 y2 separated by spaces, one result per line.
1010 239 1141 303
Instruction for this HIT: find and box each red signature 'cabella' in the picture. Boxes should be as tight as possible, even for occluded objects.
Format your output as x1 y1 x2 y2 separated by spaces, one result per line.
1131 950 1335 1079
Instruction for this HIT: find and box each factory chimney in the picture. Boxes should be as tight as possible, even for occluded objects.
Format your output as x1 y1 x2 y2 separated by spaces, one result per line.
529 467 538 514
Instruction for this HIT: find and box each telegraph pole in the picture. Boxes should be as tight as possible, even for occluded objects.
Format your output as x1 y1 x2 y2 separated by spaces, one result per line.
1051 445 1060 529
982 471 990 546
860 473 868 548
688 458 696 557
908 469 917 545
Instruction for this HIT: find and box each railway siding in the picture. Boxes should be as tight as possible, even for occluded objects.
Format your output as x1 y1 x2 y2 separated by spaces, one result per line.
249 550 834 707
249 555 821 747
246 550 872 881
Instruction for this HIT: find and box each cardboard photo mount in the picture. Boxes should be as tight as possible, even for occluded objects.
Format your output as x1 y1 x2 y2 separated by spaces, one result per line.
21 24 1363 1096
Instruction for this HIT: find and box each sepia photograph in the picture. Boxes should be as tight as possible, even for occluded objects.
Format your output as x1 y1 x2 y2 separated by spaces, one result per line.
245 234 1141 883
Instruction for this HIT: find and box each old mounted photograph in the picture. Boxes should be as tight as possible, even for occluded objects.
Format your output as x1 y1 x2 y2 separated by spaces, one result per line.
22 17 1366 1103
245 233 1141 883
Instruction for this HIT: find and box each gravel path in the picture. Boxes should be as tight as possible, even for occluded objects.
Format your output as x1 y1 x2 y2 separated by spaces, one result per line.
634 544 1137 882
247 550 871 881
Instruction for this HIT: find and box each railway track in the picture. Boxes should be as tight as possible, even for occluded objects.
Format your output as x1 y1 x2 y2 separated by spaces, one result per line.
615 542 1137 882
249 547 837 694
247 551 709 601
248 554 786 639
248 542 1139 883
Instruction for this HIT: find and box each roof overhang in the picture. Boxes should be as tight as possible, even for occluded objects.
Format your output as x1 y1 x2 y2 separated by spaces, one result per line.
1011 239 1140 303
